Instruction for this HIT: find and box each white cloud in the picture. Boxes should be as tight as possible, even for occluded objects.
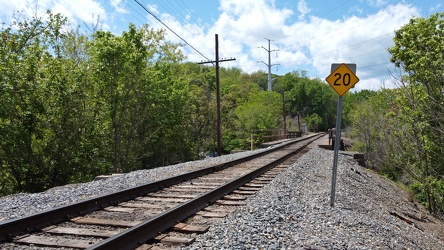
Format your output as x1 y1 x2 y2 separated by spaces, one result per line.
302 3 419 91
0 0 107 30
430 4 442 13
147 4 159 16
0 0 426 91
159 0 419 91
207 0 294 72
110 0 127 14
0 0 49 22
297 0 311 20
365 0 389 8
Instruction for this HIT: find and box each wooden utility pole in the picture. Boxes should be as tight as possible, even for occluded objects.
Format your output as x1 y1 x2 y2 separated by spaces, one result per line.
282 91 286 135
198 34 235 156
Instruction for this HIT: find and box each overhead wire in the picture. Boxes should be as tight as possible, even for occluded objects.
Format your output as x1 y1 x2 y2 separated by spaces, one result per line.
120 0 159 28
303 0 418 49
164 0 216 58
279 0 417 76
144 0 199 56
120 0 200 56
133 0 211 61
285 32 393 65
256 0 411 70
120 0 407 82
147 0 217 59
360 61 392 70
118 0 195 59
164 0 235 60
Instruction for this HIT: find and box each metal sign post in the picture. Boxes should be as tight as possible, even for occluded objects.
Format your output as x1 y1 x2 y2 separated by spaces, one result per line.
330 95 343 207
326 63 359 207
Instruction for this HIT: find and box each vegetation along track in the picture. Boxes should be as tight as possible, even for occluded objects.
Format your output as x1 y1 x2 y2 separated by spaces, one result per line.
0 133 323 249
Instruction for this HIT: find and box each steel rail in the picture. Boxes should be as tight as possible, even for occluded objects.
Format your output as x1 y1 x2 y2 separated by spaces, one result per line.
88 133 323 249
0 133 323 243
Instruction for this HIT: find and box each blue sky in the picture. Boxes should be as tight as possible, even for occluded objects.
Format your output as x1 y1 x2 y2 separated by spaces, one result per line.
1 0 443 91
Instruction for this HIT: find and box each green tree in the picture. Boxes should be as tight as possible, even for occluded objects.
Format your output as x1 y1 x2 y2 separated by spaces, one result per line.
306 113 322 132
288 77 336 131
87 23 187 171
0 11 105 193
348 90 404 178
387 12 444 213
231 91 282 150
178 62 216 157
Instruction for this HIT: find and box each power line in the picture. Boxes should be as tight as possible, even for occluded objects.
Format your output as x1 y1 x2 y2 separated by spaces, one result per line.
153 0 215 56
304 0 417 49
173 0 229 58
133 0 211 61
284 32 393 66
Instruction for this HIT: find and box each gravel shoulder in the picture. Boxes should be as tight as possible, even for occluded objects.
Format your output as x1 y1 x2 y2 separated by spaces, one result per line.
184 140 444 250
0 147 270 222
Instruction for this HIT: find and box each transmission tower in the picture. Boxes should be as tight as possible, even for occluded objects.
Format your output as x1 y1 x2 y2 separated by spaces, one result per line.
260 38 279 91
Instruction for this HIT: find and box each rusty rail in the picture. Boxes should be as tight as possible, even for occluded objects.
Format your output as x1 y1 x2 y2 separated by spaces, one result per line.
0 133 324 247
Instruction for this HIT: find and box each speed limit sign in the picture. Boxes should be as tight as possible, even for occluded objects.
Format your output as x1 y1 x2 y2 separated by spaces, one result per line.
326 63 359 96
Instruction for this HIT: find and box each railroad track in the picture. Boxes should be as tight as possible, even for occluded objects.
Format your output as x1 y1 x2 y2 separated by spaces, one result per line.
0 133 323 249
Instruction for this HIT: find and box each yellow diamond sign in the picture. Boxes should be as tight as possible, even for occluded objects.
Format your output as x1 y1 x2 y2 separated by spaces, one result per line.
326 63 359 96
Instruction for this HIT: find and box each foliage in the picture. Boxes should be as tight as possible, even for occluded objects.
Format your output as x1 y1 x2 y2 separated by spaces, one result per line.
234 91 282 131
0 12 193 195
388 12 444 214
87 24 188 171
179 63 216 157
0 10 386 197
286 76 337 131
348 89 405 180
348 12 444 214
0 11 100 193
306 113 322 132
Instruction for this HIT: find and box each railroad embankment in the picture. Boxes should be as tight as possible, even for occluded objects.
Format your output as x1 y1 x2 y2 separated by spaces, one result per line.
184 140 444 249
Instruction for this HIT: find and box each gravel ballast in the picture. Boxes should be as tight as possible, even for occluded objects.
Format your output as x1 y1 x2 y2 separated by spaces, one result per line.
0 147 270 222
1 136 443 249
184 143 444 249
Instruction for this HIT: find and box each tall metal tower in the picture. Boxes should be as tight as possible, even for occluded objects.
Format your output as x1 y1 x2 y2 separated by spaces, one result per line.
260 38 279 91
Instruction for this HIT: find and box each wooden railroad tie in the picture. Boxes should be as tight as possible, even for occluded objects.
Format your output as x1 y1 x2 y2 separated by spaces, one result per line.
173 222 209 233
196 211 228 218
216 200 247 206
71 216 141 227
42 226 121 238
154 234 195 246
104 206 135 213
14 234 98 249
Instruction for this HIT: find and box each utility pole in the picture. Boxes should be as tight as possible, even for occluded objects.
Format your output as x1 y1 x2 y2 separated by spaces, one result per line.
260 38 279 91
198 34 235 157
282 90 286 135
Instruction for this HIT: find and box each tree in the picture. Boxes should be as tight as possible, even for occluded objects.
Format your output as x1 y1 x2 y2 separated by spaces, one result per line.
178 63 216 157
306 113 322 132
287 77 336 131
0 13 192 195
0 10 110 193
348 90 404 178
387 12 444 213
87 24 187 171
231 91 282 150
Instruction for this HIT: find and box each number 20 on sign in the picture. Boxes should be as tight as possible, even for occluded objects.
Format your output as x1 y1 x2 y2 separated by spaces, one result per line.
326 63 359 96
